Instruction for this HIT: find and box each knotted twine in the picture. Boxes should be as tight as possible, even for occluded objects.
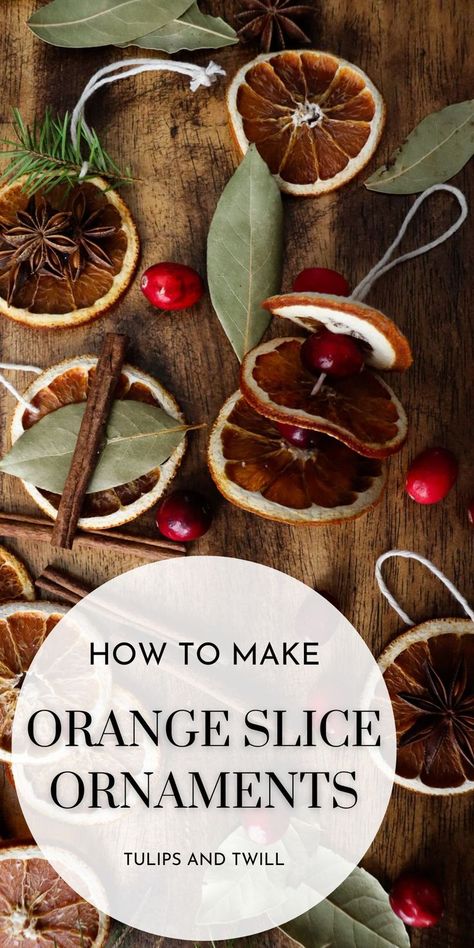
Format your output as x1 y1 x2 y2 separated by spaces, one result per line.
0 59 468 412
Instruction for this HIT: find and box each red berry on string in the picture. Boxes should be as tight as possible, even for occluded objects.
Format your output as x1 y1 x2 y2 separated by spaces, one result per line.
301 330 365 378
405 447 458 505
156 490 212 542
293 267 350 296
467 498 474 525
241 808 290 845
389 872 444 928
276 422 317 449
141 262 204 311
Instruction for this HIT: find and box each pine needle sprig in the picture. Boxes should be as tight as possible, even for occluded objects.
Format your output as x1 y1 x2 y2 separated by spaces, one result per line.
0 108 134 196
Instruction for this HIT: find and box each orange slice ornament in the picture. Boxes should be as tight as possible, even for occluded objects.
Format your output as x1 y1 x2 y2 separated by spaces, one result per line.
208 391 386 524
227 50 385 195
376 550 474 795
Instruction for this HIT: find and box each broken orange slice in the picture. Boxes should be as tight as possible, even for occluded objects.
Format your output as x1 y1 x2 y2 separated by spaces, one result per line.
208 391 386 524
0 545 34 603
264 293 413 371
240 337 408 458
228 50 385 195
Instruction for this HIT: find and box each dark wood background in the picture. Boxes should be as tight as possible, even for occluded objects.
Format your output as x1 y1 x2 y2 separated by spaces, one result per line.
1 1 473 945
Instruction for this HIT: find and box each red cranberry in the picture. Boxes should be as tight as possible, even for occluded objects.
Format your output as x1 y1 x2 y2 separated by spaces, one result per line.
141 262 204 311
293 267 350 296
405 447 458 505
467 498 474 525
276 422 317 449
301 329 364 378
156 490 212 542
241 808 290 845
389 872 444 928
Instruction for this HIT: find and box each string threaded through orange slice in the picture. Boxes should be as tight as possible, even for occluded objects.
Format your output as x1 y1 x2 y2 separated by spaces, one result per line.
208 391 386 524
240 337 408 458
228 51 385 195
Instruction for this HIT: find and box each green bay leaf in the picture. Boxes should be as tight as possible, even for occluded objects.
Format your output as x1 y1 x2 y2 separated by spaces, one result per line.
0 401 190 493
28 0 193 48
120 2 237 52
281 866 410 948
207 145 283 361
366 100 474 193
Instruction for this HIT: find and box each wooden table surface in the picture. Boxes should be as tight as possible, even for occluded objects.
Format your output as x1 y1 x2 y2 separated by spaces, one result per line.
1 1 473 946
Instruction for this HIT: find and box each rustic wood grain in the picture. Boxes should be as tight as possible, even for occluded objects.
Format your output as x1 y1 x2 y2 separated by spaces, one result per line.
0 1 473 945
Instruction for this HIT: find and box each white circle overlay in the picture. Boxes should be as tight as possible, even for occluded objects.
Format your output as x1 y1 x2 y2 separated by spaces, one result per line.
13 557 396 939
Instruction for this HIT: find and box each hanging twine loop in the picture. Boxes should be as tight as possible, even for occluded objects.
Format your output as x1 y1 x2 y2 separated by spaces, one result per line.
375 549 474 626
70 58 226 179
351 184 468 302
0 363 42 414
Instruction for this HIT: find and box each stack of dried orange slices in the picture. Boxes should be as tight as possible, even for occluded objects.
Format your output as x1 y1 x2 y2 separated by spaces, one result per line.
208 293 412 524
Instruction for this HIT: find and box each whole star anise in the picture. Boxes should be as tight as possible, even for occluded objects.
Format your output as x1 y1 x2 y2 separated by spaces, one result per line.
0 196 76 279
398 657 474 774
236 0 314 52
67 191 117 281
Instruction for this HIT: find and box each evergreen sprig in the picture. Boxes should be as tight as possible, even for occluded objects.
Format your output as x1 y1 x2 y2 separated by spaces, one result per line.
0 108 134 195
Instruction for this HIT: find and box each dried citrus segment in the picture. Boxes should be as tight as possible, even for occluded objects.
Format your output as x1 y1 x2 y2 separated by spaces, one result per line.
379 619 474 795
263 293 413 370
10 357 187 531
0 547 34 603
208 391 386 524
0 843 109 945
0 177 139 329
240 337 408 458
0 601 66 762
228 51 385 195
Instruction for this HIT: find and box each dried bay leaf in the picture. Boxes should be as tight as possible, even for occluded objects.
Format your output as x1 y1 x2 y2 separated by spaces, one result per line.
207 145 283 361
121 2 237 53
28 0 193 48
0 401 191 493
366 100 474 193
280 866 410 948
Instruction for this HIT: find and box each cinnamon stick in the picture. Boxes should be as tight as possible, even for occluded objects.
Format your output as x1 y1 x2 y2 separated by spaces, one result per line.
51 333 128 550
36 566 92 604
0 511 186 561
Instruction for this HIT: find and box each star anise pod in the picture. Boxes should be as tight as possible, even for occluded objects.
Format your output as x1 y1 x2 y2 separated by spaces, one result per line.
398 657 474 774
236 0 314 52
1 196 77 279
67 191 118 281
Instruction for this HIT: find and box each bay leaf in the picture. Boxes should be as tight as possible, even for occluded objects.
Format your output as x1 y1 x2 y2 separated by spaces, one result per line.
121 2 237 53
28 0 193 49
366 100 474 193
0 400 190 494
207 145 283 361
280 866 410 948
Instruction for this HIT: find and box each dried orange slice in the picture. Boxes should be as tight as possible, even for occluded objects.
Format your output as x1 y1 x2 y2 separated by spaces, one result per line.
264 293 413 371
0 843 109 945
0 601 66 763
10 356 187 531
228 51 385 195
379 619 474 795
240 337 408 458
0 546 34 603
0 177 139 329
208 391 386 523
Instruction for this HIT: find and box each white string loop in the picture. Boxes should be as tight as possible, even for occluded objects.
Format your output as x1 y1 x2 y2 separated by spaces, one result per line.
352 184 468 302
375 549 474 626
0 363 42 414
71 58 226 178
